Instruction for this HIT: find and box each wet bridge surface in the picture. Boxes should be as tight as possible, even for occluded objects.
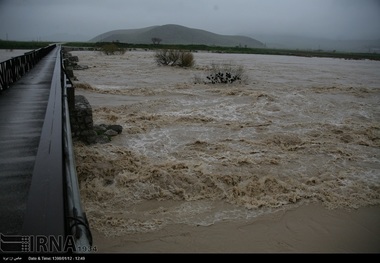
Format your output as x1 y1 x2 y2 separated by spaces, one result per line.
0 48 59 235
0 46 91 253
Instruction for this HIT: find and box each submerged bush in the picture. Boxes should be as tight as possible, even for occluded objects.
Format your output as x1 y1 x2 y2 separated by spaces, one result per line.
100 44 126 55
154 49 194 67
194 63 247 84
178 51 195 67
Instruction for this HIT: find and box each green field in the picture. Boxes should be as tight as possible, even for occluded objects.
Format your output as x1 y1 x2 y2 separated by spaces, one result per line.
1 40 379 61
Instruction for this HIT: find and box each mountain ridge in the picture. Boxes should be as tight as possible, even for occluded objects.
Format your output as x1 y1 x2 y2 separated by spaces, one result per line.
90 24 265 48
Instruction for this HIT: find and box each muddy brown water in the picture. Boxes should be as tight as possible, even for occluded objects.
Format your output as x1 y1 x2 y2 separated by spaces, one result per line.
72 50 380 236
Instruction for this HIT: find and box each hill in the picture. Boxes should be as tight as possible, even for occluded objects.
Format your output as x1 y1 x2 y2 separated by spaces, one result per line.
90 24 265 48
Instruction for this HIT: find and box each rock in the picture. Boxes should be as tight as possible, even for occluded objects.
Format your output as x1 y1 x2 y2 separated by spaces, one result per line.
86 135 98 145
70 95 123 145
80 130 97 137
68 56 79 62
94 124 107 134
95 135 111 144
107 125 123 134
74 65 89 70
104 129 118 136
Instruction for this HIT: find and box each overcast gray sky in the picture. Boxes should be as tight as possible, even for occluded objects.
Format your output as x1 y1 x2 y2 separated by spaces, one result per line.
0 0 379 41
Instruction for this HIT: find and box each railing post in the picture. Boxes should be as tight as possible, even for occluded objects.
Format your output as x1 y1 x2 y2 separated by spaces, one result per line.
66 81 75 111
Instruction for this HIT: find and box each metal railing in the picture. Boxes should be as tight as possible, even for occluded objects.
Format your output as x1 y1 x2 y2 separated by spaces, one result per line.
22 46 66 241
0 45 56 92
62 52 93 252
21 45 92 253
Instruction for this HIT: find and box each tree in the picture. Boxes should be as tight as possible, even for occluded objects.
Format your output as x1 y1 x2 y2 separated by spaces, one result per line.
151 37 162 45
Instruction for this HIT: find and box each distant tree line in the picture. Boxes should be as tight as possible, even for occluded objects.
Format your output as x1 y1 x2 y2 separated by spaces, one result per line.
2 40 379 61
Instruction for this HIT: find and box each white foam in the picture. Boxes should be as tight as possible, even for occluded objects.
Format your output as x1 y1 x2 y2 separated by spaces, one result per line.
73 50 380 236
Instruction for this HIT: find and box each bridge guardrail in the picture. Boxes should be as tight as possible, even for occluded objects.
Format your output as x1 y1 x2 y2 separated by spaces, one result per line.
62 54 93 252
22 46 66 245
21 45 92 253
0 44 56 92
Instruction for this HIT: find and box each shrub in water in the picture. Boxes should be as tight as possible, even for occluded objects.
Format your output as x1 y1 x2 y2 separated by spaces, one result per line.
179 51 195 67
195 63 247 84
100 44 126 55
155 49 194 68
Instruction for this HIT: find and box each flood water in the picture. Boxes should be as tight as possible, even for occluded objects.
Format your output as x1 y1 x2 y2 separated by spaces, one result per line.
71 50 380 237
0 49 31 62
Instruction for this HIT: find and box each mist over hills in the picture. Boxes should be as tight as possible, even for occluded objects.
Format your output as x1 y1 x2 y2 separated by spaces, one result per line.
88 24 379 53
253 34 380 53
90 24 265 48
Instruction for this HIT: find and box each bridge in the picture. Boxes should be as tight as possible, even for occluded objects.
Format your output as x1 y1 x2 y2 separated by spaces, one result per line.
0 45 92 253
